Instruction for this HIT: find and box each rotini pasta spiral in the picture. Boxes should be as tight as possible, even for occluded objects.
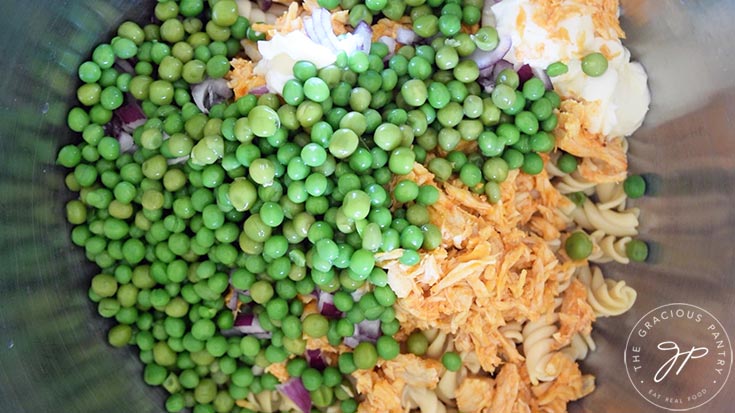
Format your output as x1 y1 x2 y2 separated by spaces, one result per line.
423 329 454 359
402 386 448 413
239 390 299 413
570 198 639 237
587 229 631 264
235 0 284 24
575 265 637 317
555 173 597 195
594 182 627 211
522 313 561 385
561 333 597 361
500 322 524 344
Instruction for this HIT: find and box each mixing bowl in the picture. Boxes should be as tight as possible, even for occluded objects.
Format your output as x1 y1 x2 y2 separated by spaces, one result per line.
1 1 734 412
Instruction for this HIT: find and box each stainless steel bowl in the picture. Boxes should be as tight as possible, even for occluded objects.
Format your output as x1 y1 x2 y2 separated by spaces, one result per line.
1 1 733 412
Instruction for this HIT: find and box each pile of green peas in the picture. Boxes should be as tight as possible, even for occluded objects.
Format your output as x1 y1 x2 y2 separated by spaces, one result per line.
56 0 578 412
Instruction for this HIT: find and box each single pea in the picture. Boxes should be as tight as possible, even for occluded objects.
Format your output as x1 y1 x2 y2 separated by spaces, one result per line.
453 60 479 83
557 153 578 173
473 26 499 51
329 129 359 159
626 239 649 262
522 77 546 101
401 79 428 107
353 342 378 369
459 163 482 187
565 231 593 260
491 84 517 110
503 148 524 169
624 175 646 199
413 15 439 38
375 335 399 360
442 351 462 371
303 313 329 337
546 61 568 77
582 52 608 77
483 158 509 183
406 331 429 356
521 152 544 175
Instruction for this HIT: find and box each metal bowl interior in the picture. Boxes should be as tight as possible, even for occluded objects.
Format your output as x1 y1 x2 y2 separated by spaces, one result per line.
1 1 734 412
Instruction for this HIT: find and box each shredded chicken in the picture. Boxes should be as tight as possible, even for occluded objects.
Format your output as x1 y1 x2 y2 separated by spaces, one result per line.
226 58 267 99
554 99 628 183
376 164 572 371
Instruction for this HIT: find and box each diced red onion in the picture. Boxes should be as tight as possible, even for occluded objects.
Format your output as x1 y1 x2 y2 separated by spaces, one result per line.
118 131 136 153
305 349 328 370
303 16 318 45
117 105 146 129
314 8 341 52
277 378 312 413
533 66 553 90
468 35 511 69
317 291 342 318
344 319 381 348
191 78 234 114
256 0 272 11
353 21 373 53
396 28 419 45
350 289 366 301
249 85 269 96
378 36 397 57
478 77 495 94
517 64 533 85
114 59 136 74
491 59 513 81
231 313 272 339
167 155 190 165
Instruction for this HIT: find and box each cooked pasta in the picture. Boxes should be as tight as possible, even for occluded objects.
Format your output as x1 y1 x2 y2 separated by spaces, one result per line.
522 313 561 385
402 386 448 413
570 198 639 237
235 389 299 413
499 322 525 344
587 229 632 264
594 182 627 211
561 333 597 361
575 264 637 317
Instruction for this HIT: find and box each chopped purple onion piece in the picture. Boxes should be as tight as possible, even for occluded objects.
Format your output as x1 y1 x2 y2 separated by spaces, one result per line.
492 60 513 81
533 66 553 90
378 36 397 57
306 349 328 370
396 28 419 45
277 378 312 413
517 64 533 85
229 313 272 339
353 21 373 53
191 78 233 114
256 0 272 11
344 319 381 348
468 35 512 69
317 291 342 318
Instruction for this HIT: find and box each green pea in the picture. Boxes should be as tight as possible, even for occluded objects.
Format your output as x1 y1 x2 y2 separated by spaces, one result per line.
626 239 649 262
413 14 439 38
546 61 568 77
406 331 429 355
442 351 462 371
353 341 378 369
473 26 499 51
303 314 329 338
582 52 608 77
624 175 646 199
565 231 593 260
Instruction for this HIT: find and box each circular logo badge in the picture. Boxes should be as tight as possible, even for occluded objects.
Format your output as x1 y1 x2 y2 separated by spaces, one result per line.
625 303 733 411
